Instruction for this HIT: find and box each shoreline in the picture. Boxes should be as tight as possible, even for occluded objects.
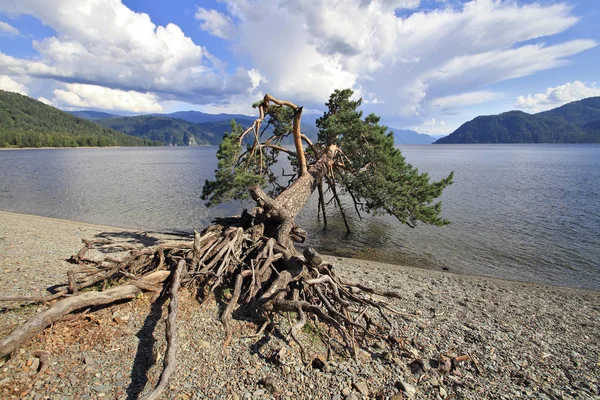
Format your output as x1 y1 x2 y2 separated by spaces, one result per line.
1 209 599 398
0 209 597 294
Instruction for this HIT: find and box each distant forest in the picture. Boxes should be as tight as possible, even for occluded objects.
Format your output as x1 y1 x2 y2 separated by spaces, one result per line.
0 91 160 148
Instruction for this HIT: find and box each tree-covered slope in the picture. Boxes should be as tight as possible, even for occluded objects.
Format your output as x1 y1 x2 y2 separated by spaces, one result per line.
435 96 600 144
69 110 118 121
0 91 159 148
537 97 600 126
97 115 225 145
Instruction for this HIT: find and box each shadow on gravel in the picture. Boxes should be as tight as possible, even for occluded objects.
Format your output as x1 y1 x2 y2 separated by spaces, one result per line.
126 293 168 400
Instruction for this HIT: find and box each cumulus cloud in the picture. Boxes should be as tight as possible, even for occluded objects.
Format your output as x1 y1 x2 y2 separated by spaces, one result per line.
195 7 235 40
50 83 163 113
212 0 594 124
0 0 595 121
0 0 253 105
0 75 27 94
515 81 600 113
0 21 19 35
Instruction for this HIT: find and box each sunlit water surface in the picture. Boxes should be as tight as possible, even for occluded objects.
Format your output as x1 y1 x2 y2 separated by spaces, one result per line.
1 144 598 290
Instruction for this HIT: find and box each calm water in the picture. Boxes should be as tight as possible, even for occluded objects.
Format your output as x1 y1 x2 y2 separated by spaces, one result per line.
1 145 599 290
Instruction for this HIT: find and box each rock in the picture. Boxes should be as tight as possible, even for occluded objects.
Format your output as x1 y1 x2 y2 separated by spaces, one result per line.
29 357 40 373
67 374 78 386
390 393 404 400
342 387 352 396
345 394 359 400
353 381 369 397
84 354 96 365
198 339 210 349
93 384 110 392
440 386 448 397
261 376 279 394
397 380 416 399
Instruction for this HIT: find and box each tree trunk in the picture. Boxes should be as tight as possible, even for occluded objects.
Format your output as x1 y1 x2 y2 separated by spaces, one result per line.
251 145 337 249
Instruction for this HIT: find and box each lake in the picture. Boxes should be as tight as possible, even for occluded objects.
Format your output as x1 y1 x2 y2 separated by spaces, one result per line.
1 144 599 290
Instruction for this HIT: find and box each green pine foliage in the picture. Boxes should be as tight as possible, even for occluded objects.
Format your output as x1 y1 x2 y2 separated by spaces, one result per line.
0 90 160 148
203 89 453 228
317 89 453 227
201 122 266 206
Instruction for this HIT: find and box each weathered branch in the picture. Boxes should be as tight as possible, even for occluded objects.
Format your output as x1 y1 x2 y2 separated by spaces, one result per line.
141 260 185 400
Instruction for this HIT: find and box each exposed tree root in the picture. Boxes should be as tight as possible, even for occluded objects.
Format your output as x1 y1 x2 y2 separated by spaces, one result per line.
0 91 428 398
0 214 404 396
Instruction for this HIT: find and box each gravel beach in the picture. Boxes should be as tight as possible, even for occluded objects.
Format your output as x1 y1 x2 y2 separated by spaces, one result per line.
1 210 599 399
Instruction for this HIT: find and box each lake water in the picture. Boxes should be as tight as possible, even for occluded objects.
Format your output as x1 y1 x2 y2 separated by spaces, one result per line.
1 145 599 290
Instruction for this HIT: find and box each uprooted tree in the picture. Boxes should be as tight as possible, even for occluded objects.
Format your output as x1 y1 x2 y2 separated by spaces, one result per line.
0 89 453 399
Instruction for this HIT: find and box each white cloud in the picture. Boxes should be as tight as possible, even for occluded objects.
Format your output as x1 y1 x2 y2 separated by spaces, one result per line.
0 0 595 121
195 7 235 40
0 75 27 94
433 90 502 109
50 83 163 113
0 0 252 105
515 81 600 113
0 21 20 35
217 0 594 123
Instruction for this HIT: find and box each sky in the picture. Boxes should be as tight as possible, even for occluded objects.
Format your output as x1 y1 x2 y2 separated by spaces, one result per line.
0 0 598 134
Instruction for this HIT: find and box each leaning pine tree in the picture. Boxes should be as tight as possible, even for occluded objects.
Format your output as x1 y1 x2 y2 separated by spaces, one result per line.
0 89 453 399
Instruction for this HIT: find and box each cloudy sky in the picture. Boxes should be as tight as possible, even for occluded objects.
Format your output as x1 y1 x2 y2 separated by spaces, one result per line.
0 0 598 134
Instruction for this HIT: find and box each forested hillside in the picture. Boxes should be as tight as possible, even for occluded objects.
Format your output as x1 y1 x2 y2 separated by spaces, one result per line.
97 115 222 145
436 97 600 144
0 91 159 148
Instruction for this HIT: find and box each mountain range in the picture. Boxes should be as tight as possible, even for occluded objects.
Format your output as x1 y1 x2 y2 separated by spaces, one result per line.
0 91 159 148
71 110 438 145
435 97 600 144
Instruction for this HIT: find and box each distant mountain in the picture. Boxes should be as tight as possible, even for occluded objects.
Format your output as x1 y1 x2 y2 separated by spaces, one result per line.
69 110 118 121
151 110 254 124
97 116 222 145
435 96 600 144
388 128 438 144
0 91 159 148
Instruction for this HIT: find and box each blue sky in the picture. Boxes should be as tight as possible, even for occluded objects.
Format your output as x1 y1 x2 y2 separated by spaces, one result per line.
0 0 598 134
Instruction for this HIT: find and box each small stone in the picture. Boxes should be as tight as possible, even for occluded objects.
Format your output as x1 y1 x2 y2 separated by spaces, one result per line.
342 387 352 396
68 374 78 386
390 393 404 400
353 381 369 397
253 389 265 396
262 376 279 394
93 384 110 392
374 341 387 350
30 357 40 372
84 355 96 365
247 368 256 375
397 380 416 399
440 387 447 397
198 340 210 349
345 394 359 400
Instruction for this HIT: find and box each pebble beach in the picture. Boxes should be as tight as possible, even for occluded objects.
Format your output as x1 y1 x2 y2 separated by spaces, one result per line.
1 210 599 399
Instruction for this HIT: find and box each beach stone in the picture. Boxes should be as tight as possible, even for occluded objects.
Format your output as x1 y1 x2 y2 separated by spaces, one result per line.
353 381 369 396
397 380 416 398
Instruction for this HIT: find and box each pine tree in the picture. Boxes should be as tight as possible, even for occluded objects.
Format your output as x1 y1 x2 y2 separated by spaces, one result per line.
1 90 452 399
